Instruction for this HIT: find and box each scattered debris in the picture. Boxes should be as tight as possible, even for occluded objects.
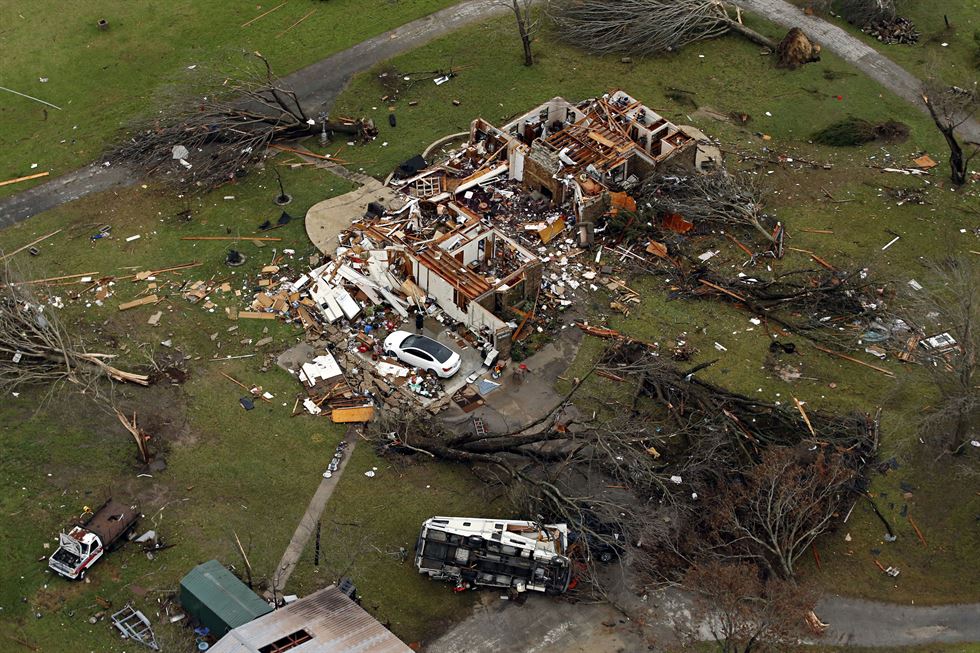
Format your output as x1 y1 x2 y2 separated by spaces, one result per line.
111 604 160 650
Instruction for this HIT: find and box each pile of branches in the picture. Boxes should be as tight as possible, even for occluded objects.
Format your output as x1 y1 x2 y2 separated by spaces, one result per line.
602 342 878 470
687 265 888 347
605 172 889 348
637 171 775 243
112 53 374 193
862 16 919 44
549 0 777 56
598 342 878 580
0 262 148 400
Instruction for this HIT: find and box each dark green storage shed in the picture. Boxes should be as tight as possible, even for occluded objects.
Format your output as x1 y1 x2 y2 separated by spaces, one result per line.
179 560 272 636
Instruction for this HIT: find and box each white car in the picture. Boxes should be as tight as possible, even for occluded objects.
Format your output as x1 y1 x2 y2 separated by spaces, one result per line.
383 330 461 378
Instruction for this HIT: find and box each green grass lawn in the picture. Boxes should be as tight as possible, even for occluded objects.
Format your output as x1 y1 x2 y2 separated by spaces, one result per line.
0 161 355 361
0 360 348 651
327 15 956 180
0 164 359 650
0 0 460 198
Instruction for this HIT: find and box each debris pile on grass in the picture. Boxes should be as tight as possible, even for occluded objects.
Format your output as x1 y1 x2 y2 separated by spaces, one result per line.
862 17 919 44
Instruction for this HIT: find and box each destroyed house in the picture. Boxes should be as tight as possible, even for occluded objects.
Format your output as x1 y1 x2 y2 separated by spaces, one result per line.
415 517 572 594
391 91 694 223
497 91 695 219
350 201 542 352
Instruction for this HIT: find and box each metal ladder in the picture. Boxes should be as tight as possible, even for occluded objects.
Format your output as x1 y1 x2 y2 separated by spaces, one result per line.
111 604 160 650
473 417 487 438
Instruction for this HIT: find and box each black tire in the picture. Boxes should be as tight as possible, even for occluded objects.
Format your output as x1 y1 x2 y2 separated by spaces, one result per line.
78 570 86 581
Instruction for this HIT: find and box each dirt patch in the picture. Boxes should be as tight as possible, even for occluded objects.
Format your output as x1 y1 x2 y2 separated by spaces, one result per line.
116 385 192 451
149 365 190 386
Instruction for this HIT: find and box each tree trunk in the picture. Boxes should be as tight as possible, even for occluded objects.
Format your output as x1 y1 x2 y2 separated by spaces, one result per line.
522 33 534 66
943 127 967 186
949 407 969 455
517 17 533 66
725 19 778 50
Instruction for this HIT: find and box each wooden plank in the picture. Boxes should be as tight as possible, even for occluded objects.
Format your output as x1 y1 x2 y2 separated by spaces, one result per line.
238 311 277 320
5 271 99 287
0 229 62 261
118 295 159 311
277 8 316 37
180 236 281 242
241 1 286 27
793 397 816 436
116 261 203 281
0 171 49 187
812 343 895 377
699 279 748 303
330 405 375 423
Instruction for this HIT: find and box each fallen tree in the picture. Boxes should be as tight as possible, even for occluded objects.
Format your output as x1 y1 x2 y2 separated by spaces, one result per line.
0 262 149 400
921 80 980 187
681 560 819 652
637 171 776 243
112 52 376 193
549 0 776 54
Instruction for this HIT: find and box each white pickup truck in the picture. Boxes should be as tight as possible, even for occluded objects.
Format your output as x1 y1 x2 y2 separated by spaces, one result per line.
48 499 140 580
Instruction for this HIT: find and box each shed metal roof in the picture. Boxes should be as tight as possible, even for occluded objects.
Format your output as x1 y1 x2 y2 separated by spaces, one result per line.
208 585 413 653
180 560 272 630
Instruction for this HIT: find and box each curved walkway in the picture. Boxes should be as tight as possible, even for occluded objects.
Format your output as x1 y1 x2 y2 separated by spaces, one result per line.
733 0 980 143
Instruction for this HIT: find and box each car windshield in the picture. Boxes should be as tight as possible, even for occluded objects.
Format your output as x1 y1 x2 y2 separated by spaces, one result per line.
403 335 453 363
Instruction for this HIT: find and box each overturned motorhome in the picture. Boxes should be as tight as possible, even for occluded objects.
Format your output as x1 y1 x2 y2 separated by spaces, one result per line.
415 517 572 594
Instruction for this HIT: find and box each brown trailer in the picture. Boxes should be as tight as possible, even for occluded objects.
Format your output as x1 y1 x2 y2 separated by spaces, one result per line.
77 499 140 548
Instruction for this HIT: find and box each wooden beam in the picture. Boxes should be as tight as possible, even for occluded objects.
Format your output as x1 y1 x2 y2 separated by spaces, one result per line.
699 279 748 303
331 405 375 423
118 295 159 311
241 1 286 27
180 236 281 242
238 311 277 320
0 229 62 261
0 171 49 187
5 271 99 286
812 343 895 377
277 8 316 37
